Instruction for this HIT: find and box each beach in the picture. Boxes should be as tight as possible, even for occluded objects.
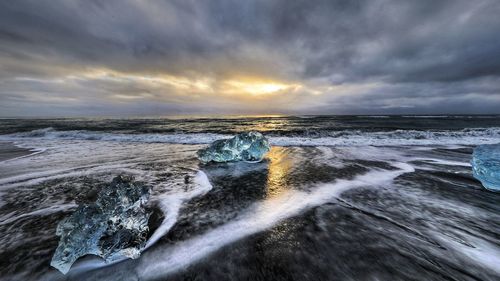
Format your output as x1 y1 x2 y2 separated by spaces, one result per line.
0 116 499 281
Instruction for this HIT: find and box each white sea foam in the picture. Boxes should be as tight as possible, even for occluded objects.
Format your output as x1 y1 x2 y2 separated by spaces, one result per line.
146 171 213 248
2 127 500 147
0 163 138 189
268 129 500 146
412 158 472 167
0 203 77 225
1 128 228 144
433 231 500 274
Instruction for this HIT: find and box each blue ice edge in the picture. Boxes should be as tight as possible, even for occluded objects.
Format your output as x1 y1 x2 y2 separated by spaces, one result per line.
197 131 270 163
472 143 500 192
51 175 151 274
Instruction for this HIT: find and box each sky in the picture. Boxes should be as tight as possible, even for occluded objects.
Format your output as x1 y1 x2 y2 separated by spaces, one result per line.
1 0 500 116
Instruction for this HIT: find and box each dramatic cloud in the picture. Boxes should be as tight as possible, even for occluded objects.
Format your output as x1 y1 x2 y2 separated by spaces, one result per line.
0 0 499 116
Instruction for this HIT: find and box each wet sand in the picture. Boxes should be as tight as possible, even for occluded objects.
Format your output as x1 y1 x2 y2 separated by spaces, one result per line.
0 142 33 161
1 140 499 281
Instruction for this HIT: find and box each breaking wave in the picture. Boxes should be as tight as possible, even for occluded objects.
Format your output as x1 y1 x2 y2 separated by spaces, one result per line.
1 127 500 146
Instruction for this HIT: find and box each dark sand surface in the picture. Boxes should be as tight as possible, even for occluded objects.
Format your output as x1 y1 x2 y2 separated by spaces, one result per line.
0 142 33 161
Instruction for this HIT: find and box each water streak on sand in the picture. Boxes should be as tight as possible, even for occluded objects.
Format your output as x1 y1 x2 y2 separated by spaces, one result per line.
133 163 413 279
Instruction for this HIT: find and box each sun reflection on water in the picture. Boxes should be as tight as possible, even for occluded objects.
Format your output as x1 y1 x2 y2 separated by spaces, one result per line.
266 147 293 197
247 118 291 132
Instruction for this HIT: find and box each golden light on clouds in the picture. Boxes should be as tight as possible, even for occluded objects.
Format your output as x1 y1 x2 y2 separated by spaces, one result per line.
77 68 214 92
66 68 304 99
12 67 381 111
222 79 301 96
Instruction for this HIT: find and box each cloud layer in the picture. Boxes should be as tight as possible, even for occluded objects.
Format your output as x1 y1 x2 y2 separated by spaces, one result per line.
1 0 499 116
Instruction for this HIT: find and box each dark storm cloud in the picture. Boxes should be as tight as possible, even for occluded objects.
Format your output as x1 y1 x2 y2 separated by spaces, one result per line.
0 0 499 116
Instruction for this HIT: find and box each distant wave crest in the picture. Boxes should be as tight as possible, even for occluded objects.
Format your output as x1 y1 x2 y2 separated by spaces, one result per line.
2 127 500 146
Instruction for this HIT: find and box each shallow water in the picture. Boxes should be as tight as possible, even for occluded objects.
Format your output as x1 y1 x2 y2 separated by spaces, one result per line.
0 116 499 281
0 142 34 162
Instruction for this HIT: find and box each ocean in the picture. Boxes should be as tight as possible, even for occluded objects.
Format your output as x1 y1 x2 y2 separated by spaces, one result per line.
0 115 499 281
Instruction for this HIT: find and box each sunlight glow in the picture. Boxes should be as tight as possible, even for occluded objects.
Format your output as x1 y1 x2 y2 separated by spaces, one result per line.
68 68 304 97
266 147 292 197
223 80 299 96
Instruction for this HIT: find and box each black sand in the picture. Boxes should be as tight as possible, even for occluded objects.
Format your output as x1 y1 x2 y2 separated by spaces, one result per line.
0 142 33 161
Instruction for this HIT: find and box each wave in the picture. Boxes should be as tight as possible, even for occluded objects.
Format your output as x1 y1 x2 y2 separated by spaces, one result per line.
1 128 226 144
270 128 500 146
1 127 500 146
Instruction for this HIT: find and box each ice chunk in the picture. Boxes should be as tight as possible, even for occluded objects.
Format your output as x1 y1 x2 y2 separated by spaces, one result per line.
197 131 270 163
472 144 500 192
51 175 151 274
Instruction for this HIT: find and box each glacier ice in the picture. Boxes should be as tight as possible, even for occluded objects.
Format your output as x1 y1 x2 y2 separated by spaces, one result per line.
472 144 500 192
51 175 151 274
197 131 270 163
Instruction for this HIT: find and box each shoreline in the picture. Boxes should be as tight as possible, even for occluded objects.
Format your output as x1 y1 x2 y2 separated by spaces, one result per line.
0 142 34 162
